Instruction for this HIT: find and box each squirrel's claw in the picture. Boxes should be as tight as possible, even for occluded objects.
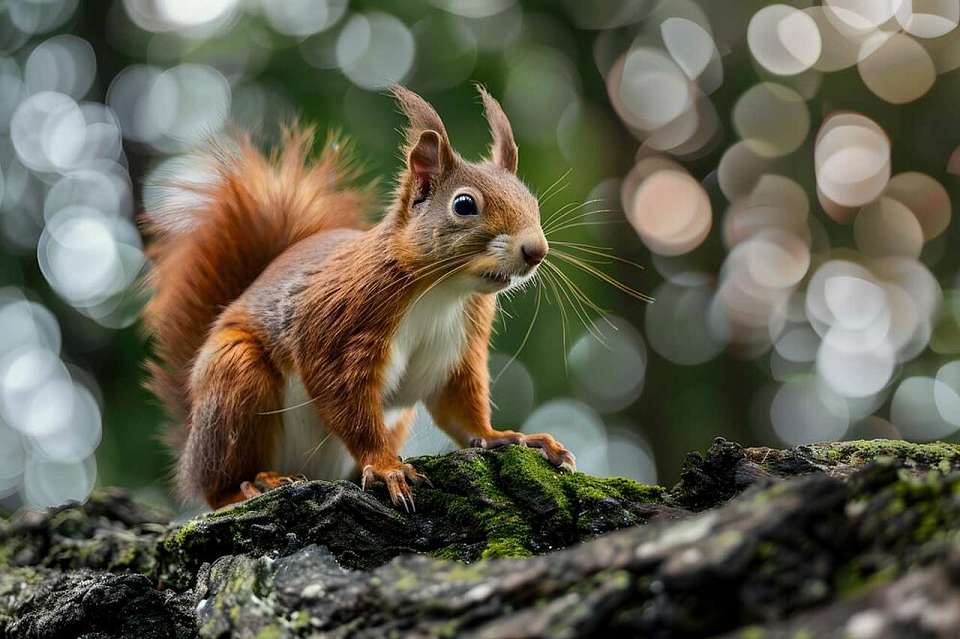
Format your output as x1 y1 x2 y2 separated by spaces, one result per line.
470 431 576 472
361 462 426 512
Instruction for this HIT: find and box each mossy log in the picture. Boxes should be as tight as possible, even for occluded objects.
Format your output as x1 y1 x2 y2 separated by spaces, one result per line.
3 439 960 638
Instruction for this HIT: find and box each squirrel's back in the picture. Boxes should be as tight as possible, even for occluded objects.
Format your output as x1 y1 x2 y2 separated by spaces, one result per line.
141 126 370 428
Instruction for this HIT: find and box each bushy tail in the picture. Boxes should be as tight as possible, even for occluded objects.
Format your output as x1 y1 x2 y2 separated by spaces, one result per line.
141 125 371 431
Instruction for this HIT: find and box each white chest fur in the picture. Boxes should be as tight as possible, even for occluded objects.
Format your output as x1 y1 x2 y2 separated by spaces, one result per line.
381 279 469 408
271 279 470 481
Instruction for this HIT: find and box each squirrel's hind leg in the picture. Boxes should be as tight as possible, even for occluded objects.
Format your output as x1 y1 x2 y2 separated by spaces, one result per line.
179 324 288 509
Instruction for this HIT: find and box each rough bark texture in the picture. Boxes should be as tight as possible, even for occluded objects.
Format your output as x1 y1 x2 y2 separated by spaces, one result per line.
3 439 960 638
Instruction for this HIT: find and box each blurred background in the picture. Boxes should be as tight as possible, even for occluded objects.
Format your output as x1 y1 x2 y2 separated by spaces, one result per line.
2 0 960 513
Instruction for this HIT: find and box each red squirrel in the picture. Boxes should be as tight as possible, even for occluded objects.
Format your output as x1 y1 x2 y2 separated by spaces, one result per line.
142 86 575 511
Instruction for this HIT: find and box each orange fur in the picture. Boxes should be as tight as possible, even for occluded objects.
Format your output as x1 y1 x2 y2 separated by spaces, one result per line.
142 87 571 509
142 126 370 426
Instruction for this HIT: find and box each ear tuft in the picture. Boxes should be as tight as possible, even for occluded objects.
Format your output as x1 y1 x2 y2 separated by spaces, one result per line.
391 86 456 207
391 85 450 149
476 84 518 174
408 130 443 202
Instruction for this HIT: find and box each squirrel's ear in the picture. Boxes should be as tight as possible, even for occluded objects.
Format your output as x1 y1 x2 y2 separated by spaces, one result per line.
477 85 518 174
392 86 454 152
408 130 444 201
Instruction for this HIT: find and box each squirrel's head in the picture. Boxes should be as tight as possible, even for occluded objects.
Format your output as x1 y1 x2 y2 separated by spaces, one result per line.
389 85 547 294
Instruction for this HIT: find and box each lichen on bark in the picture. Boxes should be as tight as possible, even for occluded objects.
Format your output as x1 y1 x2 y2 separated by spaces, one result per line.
4 439 960 638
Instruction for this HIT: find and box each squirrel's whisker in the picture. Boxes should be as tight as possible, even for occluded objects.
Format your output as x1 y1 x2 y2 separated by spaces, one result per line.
544 210 618 236
299 431 334 473
492 280 542 385
542 261 607 345
542 198 604 229
545 219 622 237
551 250 654 303
545 207 616 235
371 254 472 309
539 268 570 377
551 241 647 270
543 259 616 334
542 198 605 234
542 196 605 230
537 168 572 207
260 255 475 417
541 200 582 231
409 261 472 308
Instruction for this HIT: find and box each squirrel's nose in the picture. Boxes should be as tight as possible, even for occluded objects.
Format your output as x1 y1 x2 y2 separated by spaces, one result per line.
521 241 548 266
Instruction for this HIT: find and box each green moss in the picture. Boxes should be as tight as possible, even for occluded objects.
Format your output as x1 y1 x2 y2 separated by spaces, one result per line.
47 509 91 538
430 544 466 561
478 507 534 559
157 519 210 590
391 568 420 592
0 567 44 617
895 472 960 544
206 494 278 520
811 440 960 468
107 541 156 574
711 530 743 554
835 561 897 597
435 561 487 582
497 445 570 510
165 519 201 549
154 446 669 590
287 610 311 631
739 626 765 639
481 536 532 559
414 449 537 560
254 626 283 639
561 473 664 506
411 446 666 561
751 482 790 506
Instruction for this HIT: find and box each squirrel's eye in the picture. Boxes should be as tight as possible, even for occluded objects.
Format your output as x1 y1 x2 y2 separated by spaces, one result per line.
452 193 479 217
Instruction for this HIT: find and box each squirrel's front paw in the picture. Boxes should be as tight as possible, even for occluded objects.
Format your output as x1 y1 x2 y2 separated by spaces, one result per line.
360 461 429 512
470 431 577 472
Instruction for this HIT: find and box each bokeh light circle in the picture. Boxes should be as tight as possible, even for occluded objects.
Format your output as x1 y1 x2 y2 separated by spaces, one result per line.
617 47 692 132
733 83 809 158
892 376 960 440
895 0 960 38
336 12 415 90
770 378 849 445
748 5 822 76
488 352 535 426
646 283 726 365
628 169 711 256
723 175 810 248
854 196 924 258
261 0 347 37
884 171 952 240
660 16 722 94
815 113 891 207
25 35 96 99
824 0 901 31
568 316 646 413
858 33 936 104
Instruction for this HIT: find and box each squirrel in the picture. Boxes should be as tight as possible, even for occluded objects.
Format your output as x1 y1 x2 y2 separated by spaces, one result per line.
142 86 575 511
